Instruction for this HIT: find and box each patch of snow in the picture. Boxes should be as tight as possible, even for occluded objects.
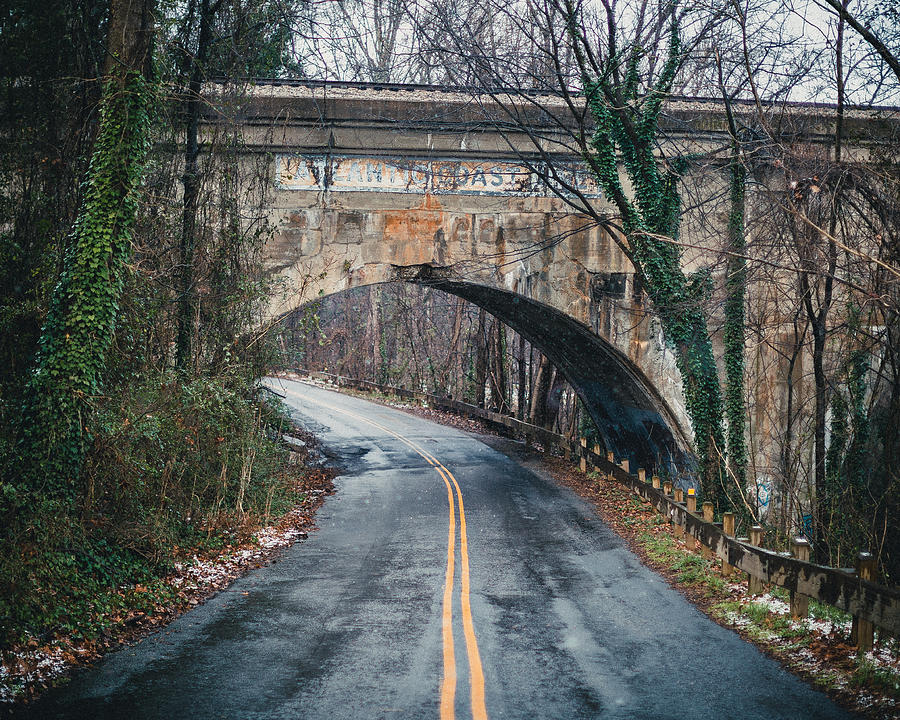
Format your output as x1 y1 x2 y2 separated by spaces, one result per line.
749 593 791 616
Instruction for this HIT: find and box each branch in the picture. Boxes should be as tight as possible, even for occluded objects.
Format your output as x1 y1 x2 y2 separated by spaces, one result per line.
817 0 900 84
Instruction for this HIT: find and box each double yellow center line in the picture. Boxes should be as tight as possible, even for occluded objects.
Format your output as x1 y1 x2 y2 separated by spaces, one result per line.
279 384 488 720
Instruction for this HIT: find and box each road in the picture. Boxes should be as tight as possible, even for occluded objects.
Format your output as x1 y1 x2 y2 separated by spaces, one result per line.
18 379 857 720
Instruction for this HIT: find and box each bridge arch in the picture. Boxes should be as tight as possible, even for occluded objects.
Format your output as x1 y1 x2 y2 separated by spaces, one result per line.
282 272 693 476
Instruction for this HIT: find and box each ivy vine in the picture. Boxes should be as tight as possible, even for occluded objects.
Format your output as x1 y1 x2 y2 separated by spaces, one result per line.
18 69 154 499
723 139 748 502
577 9 728 508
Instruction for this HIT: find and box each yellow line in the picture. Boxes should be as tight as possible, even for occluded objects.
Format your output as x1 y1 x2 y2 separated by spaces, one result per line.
437 467 488 720
276 383 488 719
440 470 457 720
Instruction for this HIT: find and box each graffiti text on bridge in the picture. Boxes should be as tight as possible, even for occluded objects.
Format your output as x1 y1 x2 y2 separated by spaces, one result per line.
276 154 602 198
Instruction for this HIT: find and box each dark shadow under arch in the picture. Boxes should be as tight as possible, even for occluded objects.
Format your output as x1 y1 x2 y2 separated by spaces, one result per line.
282 276 694 476
414 279 694 476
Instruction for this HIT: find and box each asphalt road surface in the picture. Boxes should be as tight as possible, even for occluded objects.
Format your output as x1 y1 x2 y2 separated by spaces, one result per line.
18 379 858 720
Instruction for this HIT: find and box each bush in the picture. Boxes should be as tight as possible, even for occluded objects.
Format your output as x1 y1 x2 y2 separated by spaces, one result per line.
0 372 291 646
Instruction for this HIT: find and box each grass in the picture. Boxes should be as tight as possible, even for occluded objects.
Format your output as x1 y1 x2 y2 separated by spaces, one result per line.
637 530 726 597
852 656 900 699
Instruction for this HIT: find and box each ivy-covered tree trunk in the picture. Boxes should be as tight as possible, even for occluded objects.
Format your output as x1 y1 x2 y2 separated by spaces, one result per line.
722 98 748 507
568 7 728 508
17 0 156 498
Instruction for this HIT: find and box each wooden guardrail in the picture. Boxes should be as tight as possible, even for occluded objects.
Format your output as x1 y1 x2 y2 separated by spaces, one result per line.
289 370 900 645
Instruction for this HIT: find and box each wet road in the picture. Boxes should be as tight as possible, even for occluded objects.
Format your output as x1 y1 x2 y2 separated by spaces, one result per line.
19 379 857 720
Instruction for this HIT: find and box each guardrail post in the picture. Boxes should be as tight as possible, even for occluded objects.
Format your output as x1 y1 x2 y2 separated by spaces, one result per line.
790 538 811 619
700 502 714 559
685 489 698 549
851 552 876 651
721 512 736 576
607 451 614 463
663 480 672 496
652 475 660 490
620 458 629 474
748 526 765 594
579 438 587 473
673 488 684 537
638 468 646 484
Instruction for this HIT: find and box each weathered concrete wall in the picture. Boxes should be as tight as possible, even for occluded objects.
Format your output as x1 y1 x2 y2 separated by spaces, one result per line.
263 184 690 473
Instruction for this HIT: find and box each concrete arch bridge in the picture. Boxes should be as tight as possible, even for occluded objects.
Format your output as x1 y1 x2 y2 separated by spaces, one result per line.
211 80 897 479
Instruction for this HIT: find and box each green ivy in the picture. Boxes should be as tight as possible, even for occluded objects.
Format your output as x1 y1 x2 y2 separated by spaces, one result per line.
724 144 748 502
578 12 728 508
17 68 154 500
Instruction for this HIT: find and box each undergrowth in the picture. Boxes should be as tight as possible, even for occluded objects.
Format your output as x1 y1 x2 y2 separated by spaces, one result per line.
0 373 294 647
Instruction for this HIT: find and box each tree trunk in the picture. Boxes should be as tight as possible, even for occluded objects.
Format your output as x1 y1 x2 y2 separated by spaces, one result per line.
517 333 526 420
176 0 215 371
529 353 552 427
474 308 487 407
488 319 508 412
19 0 156 496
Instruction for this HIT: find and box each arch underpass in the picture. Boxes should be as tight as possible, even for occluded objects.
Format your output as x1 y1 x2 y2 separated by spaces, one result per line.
213 79 900 498
416 278 692 474
222 81 738 477
285 273 693 476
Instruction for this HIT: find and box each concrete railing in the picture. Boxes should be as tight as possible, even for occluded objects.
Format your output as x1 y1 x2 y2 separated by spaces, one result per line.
291 370 900 644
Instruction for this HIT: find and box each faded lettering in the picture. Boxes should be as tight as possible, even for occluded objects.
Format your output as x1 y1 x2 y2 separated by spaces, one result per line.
275 154 601 198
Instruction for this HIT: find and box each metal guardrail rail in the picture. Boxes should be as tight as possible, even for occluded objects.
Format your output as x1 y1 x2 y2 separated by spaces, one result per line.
288 371 900 642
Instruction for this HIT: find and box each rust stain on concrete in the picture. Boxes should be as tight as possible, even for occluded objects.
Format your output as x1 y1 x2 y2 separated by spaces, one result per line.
382 194 446 265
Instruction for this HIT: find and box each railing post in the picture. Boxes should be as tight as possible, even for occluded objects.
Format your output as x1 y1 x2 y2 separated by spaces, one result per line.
748 526 765 594
652 475 660 490
722 512 736 576
638 468 646 484
701 502 714 559
607 451 614 464
672 488 684 537
686 489 697 549
663 480 673 496
620 458 629 474
790 538 810 619
851 552 876 651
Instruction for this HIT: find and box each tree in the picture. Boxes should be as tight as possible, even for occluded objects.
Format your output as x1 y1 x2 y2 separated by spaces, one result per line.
421 0 733 504
17 0 157 499
819 0 900 85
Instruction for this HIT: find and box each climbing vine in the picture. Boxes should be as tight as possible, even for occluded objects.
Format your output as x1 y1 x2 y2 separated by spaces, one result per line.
723 133 748 502
571 5 728 508
18 69 154 499
823 337 871 565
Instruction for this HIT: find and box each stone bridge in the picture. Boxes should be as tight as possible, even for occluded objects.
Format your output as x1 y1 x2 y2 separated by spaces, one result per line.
209 81 896 477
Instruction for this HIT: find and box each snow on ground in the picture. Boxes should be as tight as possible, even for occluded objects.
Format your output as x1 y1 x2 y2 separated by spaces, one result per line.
0 487 328 708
